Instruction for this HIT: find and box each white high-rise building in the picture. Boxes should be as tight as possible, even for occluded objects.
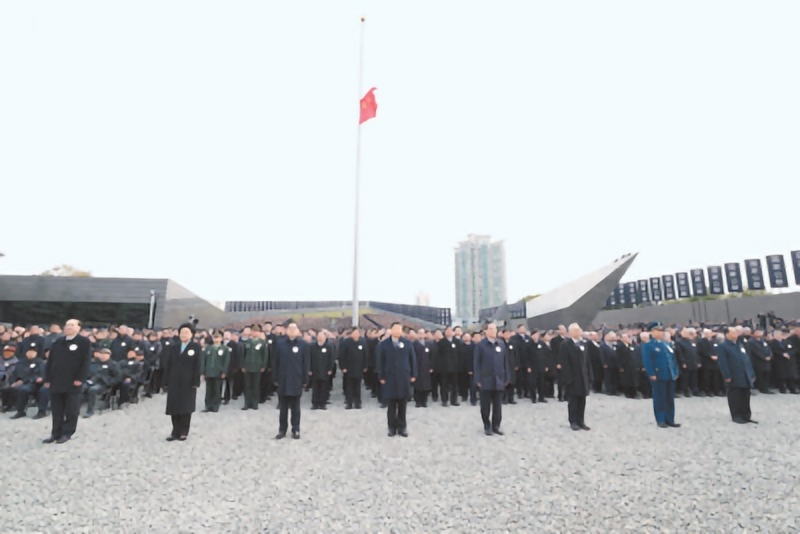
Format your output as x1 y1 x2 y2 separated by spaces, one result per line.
454 235 507 324
415 292 430 306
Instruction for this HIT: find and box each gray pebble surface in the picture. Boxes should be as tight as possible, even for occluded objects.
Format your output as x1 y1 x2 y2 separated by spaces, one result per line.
1 388 798 533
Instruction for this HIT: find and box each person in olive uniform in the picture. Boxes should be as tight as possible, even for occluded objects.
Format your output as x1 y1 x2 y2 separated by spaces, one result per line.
163 323 202 441
273 323 310 440
309 331 335 410
240 326 268 410
201 331 230 412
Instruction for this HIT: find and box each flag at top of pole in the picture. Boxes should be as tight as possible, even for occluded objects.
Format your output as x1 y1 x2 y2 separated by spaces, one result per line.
359 88 377 124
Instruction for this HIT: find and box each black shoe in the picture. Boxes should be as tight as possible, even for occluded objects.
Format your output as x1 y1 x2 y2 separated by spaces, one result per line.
56 435 70 444
470 401 477 406
380 403 387 409
222 400 229 405
292 431 300 439
746 419 758 424
166 436 177 441
441 402 448 407
451 402 460 407
388 428 396 437
311 405 318 410
345 405 353 410
685 391 693 398
570 423 581 431
484 428 492 436
791 390 800 395
696 391 706 398
251 406 258 410
538 398 548 403
579 424 590 431
492 428 504 436
83 411 94 419
355 404 362 409
666 422 681 428
657 422 668 428
732 418 748 424
509 400 517 405
10 412 26 420
241 407 249 411
201 409 210 413
42 436 58 444
398 429 408 438
558 398 566 402
178 436 187 441
764 390 775 395
32 411 47 420
320 405 327 410
275 432 286 440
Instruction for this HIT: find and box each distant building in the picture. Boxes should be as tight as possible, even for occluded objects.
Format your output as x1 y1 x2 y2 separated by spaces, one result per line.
454 235 507 324
415 292 430 306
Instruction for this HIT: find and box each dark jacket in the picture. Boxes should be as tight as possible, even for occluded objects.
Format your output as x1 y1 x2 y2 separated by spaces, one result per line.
273 337 310 397
473 338 510 391
12 357 47 384
436 338 460 374
163 341 202 415
201 345 230 378
412 340 433 392
457 341 473 373
697 337 718 369
717 339 755 389
309 342 335 380
616 341 640 389
110 335 134 362
771 338 799 380
557 338 592 397
17 334 45 359
86 359 121 388
675 338 700 370
376 336 418 400
1 356 19 385
745 337 772 371
46 335 91 394
145 341 162 369
338 338 367 379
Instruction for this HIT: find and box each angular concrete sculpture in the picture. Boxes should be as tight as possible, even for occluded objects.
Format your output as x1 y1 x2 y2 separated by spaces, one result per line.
496 253 637 330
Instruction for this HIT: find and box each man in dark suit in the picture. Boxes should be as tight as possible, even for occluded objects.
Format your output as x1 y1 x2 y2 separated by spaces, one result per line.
273 323 310 440
43 319 91 444
376 322 418 437
717 326 757 424
557 323 593 431
436 327 460 407
473 323 510 436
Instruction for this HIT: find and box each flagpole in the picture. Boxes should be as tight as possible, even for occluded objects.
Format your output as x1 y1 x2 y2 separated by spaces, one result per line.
352 16 366 328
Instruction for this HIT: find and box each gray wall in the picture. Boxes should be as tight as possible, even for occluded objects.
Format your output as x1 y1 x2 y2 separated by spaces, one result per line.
591 293 800 327
0 276 233 329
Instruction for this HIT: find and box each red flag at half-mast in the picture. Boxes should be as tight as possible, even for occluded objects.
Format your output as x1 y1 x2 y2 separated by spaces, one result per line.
359 87 377 124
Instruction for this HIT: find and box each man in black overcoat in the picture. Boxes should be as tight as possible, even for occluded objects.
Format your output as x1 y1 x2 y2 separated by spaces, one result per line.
273 323 310 440
376 322 418 437
163 323 201 441
437 326 460 406
309 331 335 409
412 328 432 407
473 323 510 436
339 328 367 409
557 323 593 431
43 319 91 444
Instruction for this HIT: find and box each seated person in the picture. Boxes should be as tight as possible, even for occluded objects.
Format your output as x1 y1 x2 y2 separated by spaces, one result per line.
8 347 49 420
119 348 144 405
1 344 20 412
83 348 121 418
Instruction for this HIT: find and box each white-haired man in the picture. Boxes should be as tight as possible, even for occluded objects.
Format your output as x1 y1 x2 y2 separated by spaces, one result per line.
557 323 593 431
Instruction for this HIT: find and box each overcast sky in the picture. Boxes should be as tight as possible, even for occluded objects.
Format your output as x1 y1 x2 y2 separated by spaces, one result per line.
0 0 797 308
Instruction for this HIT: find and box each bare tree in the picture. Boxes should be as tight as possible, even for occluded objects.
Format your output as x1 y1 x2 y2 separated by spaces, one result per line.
41 264 92 277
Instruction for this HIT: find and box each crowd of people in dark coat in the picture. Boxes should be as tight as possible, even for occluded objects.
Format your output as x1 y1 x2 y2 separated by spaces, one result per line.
2 315 799 442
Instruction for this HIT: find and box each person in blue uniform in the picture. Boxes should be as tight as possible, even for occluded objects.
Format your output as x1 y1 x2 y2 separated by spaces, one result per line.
641 322 681 428
717 326 757 424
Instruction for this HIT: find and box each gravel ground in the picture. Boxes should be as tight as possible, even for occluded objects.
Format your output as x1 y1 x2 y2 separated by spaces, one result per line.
1 386 798 533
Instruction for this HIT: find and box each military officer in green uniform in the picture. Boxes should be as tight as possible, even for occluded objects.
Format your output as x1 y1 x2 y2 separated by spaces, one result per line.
201 331 230 413
241 325 268 410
